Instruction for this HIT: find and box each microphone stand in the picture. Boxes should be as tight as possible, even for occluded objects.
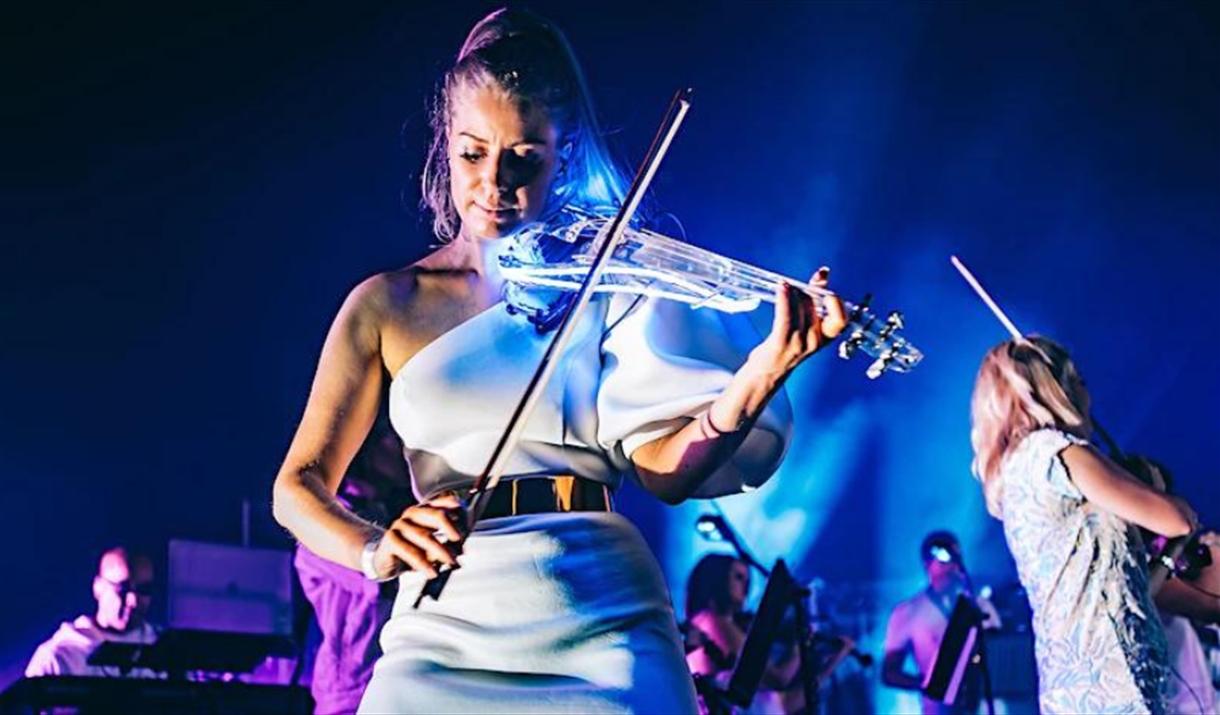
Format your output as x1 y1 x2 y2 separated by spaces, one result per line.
706 513 770 578
793 580 820 715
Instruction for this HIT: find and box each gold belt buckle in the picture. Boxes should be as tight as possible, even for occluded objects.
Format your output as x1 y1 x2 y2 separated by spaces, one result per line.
553 476 576 511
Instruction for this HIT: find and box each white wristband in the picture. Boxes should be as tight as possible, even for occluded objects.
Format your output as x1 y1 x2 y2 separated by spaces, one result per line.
360 537 388 582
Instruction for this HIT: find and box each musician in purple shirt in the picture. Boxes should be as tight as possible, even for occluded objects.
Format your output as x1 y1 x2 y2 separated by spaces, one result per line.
294 420 412 715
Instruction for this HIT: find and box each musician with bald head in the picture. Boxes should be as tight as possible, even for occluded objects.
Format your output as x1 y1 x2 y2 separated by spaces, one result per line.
25 546 161 678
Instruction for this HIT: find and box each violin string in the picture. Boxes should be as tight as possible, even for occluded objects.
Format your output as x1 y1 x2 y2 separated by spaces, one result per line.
556 210 844 306
635 226 835 295
582 220 842 306
514 220 922 369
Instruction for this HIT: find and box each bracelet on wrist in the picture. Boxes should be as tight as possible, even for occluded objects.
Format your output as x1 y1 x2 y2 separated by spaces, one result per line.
700 409 746 437
360 535 393 582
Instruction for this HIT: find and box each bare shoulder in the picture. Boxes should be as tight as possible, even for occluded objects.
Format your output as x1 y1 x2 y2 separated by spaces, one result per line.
309 269 421 378
357 259 466 376
338 242 504 375
888 594 917 622
342 268 420 321
334 265 434 343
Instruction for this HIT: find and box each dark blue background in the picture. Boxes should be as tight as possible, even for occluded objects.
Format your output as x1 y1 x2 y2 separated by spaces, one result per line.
2 1 1216 704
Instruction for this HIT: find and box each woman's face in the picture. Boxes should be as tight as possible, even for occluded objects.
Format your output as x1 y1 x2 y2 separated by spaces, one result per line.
448 84 561 240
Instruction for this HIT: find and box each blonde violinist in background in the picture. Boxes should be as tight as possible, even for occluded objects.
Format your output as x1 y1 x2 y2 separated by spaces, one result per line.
969 336 1198 714
271 7 846 713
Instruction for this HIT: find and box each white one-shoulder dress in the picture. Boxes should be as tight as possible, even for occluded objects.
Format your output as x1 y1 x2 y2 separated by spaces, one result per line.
356 292 791 714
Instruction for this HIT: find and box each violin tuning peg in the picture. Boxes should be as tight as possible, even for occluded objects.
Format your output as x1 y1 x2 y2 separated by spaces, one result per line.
866 355 890 380
838 330 864 361
866 348 898 380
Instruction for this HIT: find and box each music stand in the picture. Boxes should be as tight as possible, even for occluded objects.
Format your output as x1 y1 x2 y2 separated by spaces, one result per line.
693 559 826 715
923 595 978 706
723 560 795 707
924 592 996 715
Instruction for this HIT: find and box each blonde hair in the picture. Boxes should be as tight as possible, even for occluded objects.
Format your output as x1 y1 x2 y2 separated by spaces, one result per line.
969 335 1090 517
420 8 628 242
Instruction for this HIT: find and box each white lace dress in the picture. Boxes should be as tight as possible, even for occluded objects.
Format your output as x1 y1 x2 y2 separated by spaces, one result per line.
998 428 1168 714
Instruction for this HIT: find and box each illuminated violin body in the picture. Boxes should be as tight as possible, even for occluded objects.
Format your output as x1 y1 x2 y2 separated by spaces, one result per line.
501 208 923 378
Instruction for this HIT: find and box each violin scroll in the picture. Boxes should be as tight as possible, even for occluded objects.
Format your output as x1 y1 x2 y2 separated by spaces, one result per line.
842 309 914 380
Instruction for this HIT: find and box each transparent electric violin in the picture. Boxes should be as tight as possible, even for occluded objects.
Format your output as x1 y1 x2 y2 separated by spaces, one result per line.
417 89 920 608
501 206 924 379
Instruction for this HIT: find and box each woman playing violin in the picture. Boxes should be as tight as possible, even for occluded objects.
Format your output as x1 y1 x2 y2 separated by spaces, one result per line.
272 8 845 713
970 336 1197 714
684 554 861 714
684 554 800 715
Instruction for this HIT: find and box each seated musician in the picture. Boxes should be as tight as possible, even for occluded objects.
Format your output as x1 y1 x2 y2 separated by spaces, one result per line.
683 553 855 714
25 546 161 678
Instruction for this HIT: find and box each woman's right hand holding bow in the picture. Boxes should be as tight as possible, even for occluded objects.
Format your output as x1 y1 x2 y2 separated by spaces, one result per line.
368 494 468 580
